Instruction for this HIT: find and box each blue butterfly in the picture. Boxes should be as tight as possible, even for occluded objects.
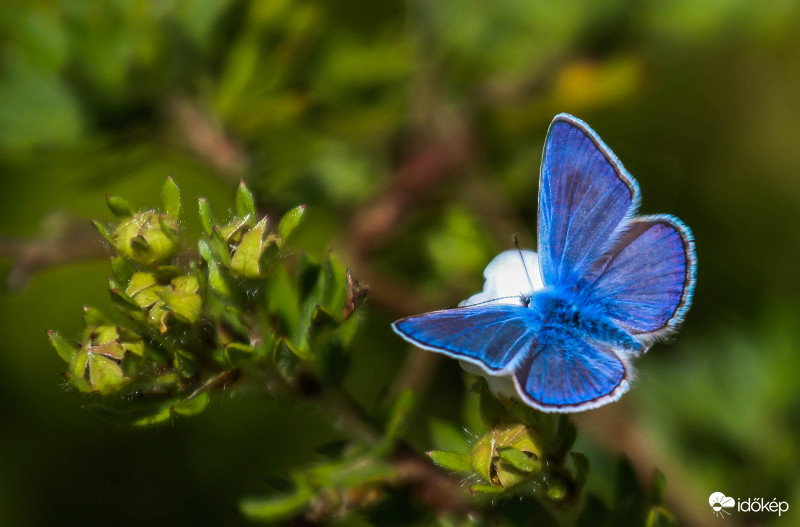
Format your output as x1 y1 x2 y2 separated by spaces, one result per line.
392 113 697 413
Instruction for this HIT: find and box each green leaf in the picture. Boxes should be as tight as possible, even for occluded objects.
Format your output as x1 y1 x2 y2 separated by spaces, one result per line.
85 402 171 427
153 265 183 283
325 456 395 487
172 392 209 416
277 204 306 245
429 419 471 453
612 457 645 519
162 176 181 218
130 234 150 256
110 255 135 285
469 484 503 494
258 235 280 274
497 447 537 472
230 217 267 278
383 389 415 445
218 216 255 245
106 195 133 218
160 291 202 324
428 451 472 473
108 278 141 313
197 238 215 263
239 481 314 522
571 452 590 493
206 259 237 299
320 252 347 315
87 354 127 394
171 274 199 293
309 305 338 335
109 287 145 322
235 180 256 221
126 272 157 297
48 330 77 362
198 197 217 236
91 219 114 245
64 369 92 392
219 215 252 243
173 349 198 378
546 478 568 501
209 227 232 267
265 266 300 345
158 214 179 244
225 342 255 366
82 305 109 326
645 506 676 527
85 393 209 427
274 338 300 379
120 349 141 378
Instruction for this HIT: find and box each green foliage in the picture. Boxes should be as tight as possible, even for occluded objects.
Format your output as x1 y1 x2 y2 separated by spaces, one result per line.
49 179 360 424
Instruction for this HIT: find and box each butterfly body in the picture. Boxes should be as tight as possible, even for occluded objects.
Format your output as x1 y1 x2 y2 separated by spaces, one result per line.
393 114 696 412
538 288 644 354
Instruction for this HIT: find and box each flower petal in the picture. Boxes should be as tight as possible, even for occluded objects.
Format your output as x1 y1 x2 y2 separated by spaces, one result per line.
460 249 543 307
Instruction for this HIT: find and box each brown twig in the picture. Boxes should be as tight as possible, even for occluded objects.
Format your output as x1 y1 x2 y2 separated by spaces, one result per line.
164 95 249 180
0 211 107 291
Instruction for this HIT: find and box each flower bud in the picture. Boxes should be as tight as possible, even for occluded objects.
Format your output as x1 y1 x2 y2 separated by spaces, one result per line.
113 211 180 265
230 216 278 278
125 271 202 331
470 423 543 489
67 325 144 394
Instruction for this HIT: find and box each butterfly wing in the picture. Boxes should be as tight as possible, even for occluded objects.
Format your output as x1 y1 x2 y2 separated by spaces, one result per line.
391 305 538 373
585 215 696 343
514 329 630 412
538 114 640 288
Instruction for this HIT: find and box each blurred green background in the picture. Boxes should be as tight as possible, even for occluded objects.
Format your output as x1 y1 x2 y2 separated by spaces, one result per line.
2 1 800 525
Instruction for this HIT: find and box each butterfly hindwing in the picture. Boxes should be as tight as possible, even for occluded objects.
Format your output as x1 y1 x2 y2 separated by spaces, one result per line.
391 305 538 373
538 114 639 289
585 215 696 340
514 329 630 411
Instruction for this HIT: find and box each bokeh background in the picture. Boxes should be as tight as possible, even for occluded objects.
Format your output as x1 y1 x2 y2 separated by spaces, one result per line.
2 1 800 525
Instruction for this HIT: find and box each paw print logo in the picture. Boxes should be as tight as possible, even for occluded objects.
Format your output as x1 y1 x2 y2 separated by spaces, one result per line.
709 492 735 518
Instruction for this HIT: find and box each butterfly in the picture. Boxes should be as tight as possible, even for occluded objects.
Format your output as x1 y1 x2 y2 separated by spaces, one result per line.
392 113 696 413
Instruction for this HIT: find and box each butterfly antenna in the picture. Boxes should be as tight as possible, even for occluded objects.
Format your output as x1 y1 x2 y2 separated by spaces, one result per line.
461 295 521 307
514 234 536 296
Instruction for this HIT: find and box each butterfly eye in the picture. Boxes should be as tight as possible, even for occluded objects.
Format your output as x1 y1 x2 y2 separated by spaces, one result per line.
520 295 531 307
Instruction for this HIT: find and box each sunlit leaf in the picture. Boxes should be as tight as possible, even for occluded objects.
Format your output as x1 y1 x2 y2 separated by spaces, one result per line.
230 216 267 278
198 197 217 236
162 176 181 218
48 330 77 362
277 204 305 244
106 195 133 218
428 451 472 473
240 481 314 522
235 180 256 221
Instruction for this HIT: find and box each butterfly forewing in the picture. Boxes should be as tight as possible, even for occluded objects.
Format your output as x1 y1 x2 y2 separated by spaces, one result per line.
392 305 539 373
538 115 639 289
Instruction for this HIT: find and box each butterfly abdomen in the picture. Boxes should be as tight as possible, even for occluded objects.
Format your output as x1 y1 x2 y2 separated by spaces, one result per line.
532 289 643 355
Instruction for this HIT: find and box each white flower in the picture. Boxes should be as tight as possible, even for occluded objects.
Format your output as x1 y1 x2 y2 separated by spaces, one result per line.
458 249 544 399
459 249 543 307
